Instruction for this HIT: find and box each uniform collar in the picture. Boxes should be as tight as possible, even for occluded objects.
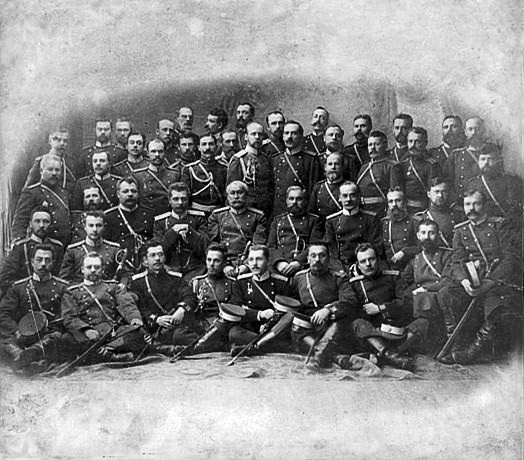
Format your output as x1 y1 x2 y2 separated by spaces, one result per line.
95 141 111 148
30 234 44 243
84 279 96 286
118 203 138 212
395 143 407 149
94 172 110 181
32 272 51 282
342 207 360 216
85 237 103 247
469 214 488 226
326 176 343 184
148 164 164 172
229 206 247 215
171 210 188 220
253 271 270 282
286 146 302 155
244 144 258 155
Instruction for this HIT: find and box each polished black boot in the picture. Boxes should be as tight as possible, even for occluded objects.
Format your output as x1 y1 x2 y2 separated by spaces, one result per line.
309 323 339 369
440 320 495 365
380 349 415 371
149 342 176 356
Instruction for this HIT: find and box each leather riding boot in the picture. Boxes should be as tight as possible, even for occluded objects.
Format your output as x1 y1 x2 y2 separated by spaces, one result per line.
441 319 495 365
149 342 176 356
332 354 352 370
106 352 135 362
312 323 339 368
3 342 23 363
17 343 45 368
380 349 415 371
395 331 422 355
189 324 225 355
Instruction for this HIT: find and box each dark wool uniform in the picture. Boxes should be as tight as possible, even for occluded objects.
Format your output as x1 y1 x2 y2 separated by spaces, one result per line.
24 154 77 196
325 208 382 271
267 211 323 267
428 143 456 170
227 147 275 215
112 158 148 178
303 133 325 156
11 182 72 246
70 211 87 244
261 136 285 158
164 144 179 166
400 155 442 213
346 142 370 177
208 206 267 263
380 212 419 269
129 269 199 346
308 178 343 220
104 205 155 271
61 280 145 353
76 144 127 179
71 174 121 211
317 148 357 182
154 210 209 278
272 147 322 216
387 145 409 163
289 268 353 366
413 204 465 248
0 236 64 298
181 159 227 212
443 146 481 199
135 166 181 215
59 238 128 285
236 127 247 150
356 157 404 218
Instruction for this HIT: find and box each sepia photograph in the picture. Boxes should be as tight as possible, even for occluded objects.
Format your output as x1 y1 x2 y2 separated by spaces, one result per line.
0 0 522 458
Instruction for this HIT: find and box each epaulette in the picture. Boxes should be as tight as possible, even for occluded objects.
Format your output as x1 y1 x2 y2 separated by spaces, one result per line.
308 212 319 218
104 206 118 214
14 276 31 285
262 139 271 146
225 275 236 281
166 269 183 278
330 270 347 279
51 276 69 284
47 237 63 247
110 174 122 179
103 239 120 248
295 268 310 276
271 273 288 282
185 160 200 168
13 237 31 247
383 269 400 276
237 273 253 280
67 241 84 249
452 146 465 153
134 166 148 173
212 206 230 214
247 207 264 215
154 211 171 221
104 279 118 284
412 210 426 220
380 216 389 221
303 149 317 157
349 275 364 283
326 210 343 220
112 159 126 167
26 183 39 190
66 283 83 291
78 175 90 181
488 216 505 223
273 212 289 220
233 150 248 158
131 271 147 281
361 209 377 217
438 247 454 251
188 209 205 217
453 220 469 230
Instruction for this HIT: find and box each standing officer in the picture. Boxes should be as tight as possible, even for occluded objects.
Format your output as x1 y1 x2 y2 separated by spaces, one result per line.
346 114 372 173
272 120 322 216
112 132 148 178
235 102 255 149
356 130 404 218
76 118 126 178
204 107 229 147
261 110 286 158
400 127 442 214
114 118 132 151
61 252 146 363
175 106 199 147
11 153 72 246
70 186 105 243
324 181 381 272
227 122 274 215
135 139 181 214
308 152 344 220
303 107 329 155
208 181 267 276
288 242 354 370
268 186 322 276
0 244 69 369
216 129 240 166
182 135 227 214
428 115 465 169
319 125 355 180
156 118 178 165
387 113 413 163
0 207 64 299
71 151 121 211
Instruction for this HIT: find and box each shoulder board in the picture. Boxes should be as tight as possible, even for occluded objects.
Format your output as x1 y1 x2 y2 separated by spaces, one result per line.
78 175 90 181
104 206 118 214
307 212 319 218
14 277 31 285
154 211 171 221
112 159 126 167
385 158 399 165
237 273 253 280
331 270 347 279
426 157 437 164
413 210 427 217
233 150 248 158
383 269 400 276
13 237 31 247
271 273 288 282
452 147 465 153
66 283 83 291
450 202 458 210
110 174 122 179
317 179 327 185
361 209 377 217
188 209 206 217
488 216 505 223
247 207 263 215
51 276 69 284
212 206 230 214
103 280 118 284
26 183 39 190
47 237 63 247
225 275 237 281
192 274 207 281
438 247 454 251
68 241 84 249
185 160 200 167
273 212 289 220
103 239 120 248
134 167 148 173
262 139 271 146
166 270 183 278
349 275 364 283
453 220 469 230
326 210 343 220
303 149 317 157
380 216 389 222
295 268 310 276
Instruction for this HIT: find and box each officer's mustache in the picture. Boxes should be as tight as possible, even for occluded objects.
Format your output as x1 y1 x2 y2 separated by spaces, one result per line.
466 210 479 218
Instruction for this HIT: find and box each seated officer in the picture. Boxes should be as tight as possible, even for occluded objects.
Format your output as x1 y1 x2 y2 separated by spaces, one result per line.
348 243 426 371
129 239 200 355
61 252 146 363
288 242 354 370
0 244 69 371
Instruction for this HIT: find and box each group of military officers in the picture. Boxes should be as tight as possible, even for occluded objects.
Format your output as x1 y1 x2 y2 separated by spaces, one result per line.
0 103 522 375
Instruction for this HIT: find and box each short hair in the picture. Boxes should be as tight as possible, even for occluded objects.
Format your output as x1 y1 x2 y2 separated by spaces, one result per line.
248 244 269 259
209 108 228 128
83 185 100 195
416 218 439 233
325 124 345 137
49 127 70 136
142 237 164 258
265 110 286 125
95 118 112 128
246 121 264 132
368 130 388 143
313 106 330 118
237 102 255 116
84 210 105 222
442 115 463 128
221 128 237 139
394 113 413 126
355 242 377 258
226 181 248 194
179 132 196 142
30 206 51 219
206 243 228 258
339 181 360 194
308 241 329 253
284 120 304 136
353 114 373 127
147 138 165 151
286 185 305 199
40 153 62 169
428 177 451 189
387 187 405 198
408 126 428 142
463 188 486 204
127 131 146 143
32 243 55 260
115 117 132 128
157 118 174 129
82 251 103 265
168 182 190 197
117 176 139 190
178 106 194 115
91 150 110 162
325 151 344 162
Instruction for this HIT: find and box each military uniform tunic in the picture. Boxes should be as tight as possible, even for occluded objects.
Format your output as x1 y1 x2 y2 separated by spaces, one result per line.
135 166 181 215
346 142 370 177
413 204 464 248
76 144 127 179
380 213 418 269
443 146 481 199
181 159 227 210
261 136 285 158
428 143 456 170
308 178 343 219
303 133 326 156
192 274 235 319
387 145 409 163
400 155 442 212
112 158 148 178
24 154 77 196
71 174 121 211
